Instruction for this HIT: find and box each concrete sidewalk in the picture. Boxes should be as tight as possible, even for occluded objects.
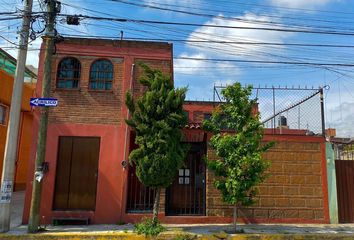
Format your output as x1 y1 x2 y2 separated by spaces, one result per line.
5 223 354 237
9 191 25 229
6 192 354 238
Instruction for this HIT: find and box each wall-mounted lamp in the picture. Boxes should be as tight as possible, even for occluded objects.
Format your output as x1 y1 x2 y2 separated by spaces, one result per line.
121 160 127 170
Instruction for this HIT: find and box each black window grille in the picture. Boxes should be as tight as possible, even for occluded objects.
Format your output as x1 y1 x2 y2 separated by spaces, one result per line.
126 165 156 213
89 60 113 90
56 57 81 89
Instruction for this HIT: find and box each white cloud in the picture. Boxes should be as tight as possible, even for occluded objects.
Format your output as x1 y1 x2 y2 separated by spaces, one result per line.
175 53 241 75
174 53 241 100
327 102 354 137
186 13 292 61
269 0 334 9
174 12 294 100
174 53 208 75
25 38 41 68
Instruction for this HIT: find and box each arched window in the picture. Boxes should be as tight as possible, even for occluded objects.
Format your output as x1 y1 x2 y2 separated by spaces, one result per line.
56 57 81 89
89 60 113 90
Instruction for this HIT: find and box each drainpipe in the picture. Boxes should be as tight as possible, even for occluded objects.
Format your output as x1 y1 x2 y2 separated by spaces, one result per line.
120 63 135 221
123 63 135 168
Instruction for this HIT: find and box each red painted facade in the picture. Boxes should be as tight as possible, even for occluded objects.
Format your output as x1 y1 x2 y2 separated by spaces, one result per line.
23 38 329 225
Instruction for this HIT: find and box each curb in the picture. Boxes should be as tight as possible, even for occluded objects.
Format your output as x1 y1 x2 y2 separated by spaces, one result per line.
0 232 354 240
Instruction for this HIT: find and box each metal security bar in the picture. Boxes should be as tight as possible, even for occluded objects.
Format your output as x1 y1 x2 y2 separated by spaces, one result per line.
213 85 327 136
165 143 206 216
126 165 156 213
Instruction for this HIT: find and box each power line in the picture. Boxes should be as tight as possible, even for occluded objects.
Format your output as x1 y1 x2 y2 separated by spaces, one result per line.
64 0 354 27
175 56 354 67
0 11 17 15
0 34 18 45
109 0 354 32
57 13 354 37
0 16 21 21
210 0 354 16
60 34 354 48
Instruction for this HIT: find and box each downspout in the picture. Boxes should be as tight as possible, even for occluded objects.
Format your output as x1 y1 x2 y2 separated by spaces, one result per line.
123 63 135 166
120 62 135 220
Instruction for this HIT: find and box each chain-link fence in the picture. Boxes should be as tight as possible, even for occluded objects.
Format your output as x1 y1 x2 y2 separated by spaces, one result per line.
213 85 326 136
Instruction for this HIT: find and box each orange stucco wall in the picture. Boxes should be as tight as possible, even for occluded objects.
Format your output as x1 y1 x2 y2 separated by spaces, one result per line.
22 122 127 223
0 68 35 190
23 38 173 224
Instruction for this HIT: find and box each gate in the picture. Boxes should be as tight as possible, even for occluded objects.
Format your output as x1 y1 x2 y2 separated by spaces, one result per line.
334 141 354 223
166 142 206 216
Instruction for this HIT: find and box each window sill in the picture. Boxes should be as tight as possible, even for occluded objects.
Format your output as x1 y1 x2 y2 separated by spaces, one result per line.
54 87 81 92
87 89 114 93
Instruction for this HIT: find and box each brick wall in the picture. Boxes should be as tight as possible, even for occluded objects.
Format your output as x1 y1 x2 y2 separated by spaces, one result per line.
206 140 327 222
48 55 124 125
41 39 172 125
133 59 172 98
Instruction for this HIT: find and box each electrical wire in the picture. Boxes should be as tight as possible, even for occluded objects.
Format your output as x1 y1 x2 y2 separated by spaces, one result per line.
57 14 354 37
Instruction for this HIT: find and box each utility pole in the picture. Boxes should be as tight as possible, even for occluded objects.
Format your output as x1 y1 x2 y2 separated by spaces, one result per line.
0 0 33 233
28 0 58 233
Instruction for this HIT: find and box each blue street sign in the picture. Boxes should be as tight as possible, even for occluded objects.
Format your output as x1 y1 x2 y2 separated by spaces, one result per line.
30 98 58 107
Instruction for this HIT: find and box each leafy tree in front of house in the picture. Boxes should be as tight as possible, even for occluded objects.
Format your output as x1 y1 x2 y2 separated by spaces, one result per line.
203 83 272 233
125 63 188 231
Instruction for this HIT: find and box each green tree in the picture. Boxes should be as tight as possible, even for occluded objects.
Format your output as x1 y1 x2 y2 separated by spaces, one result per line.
125 63 188 226
203 83 272 233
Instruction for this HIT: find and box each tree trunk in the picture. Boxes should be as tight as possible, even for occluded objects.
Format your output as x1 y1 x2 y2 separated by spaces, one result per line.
233 204 237 233
152 188 161 226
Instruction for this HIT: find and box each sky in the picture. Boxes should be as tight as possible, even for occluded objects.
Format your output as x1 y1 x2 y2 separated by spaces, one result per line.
1 0 354 137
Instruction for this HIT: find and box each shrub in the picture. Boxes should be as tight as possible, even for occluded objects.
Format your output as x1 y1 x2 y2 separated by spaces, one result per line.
134 217 166 237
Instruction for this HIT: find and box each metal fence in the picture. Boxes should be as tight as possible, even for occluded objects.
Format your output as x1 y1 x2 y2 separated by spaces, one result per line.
213 85 327 136
333 141 354 161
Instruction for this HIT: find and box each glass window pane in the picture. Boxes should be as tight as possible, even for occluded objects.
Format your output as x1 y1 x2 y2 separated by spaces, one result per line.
57 81 65 88
65 80 72 88
57 58 80 89
89 60 113 90
105 82 112 90
178 177 184 184
98 81 104 90
90 82 97 89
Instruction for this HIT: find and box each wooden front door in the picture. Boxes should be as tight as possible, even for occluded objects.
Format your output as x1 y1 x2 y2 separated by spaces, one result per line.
53 137 100 210
166 143 206 215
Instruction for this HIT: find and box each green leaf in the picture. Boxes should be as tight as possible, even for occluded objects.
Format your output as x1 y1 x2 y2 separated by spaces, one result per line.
203 82 271 207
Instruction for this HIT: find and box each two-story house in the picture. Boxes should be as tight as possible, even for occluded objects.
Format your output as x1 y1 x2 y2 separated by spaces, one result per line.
22 38 330 225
